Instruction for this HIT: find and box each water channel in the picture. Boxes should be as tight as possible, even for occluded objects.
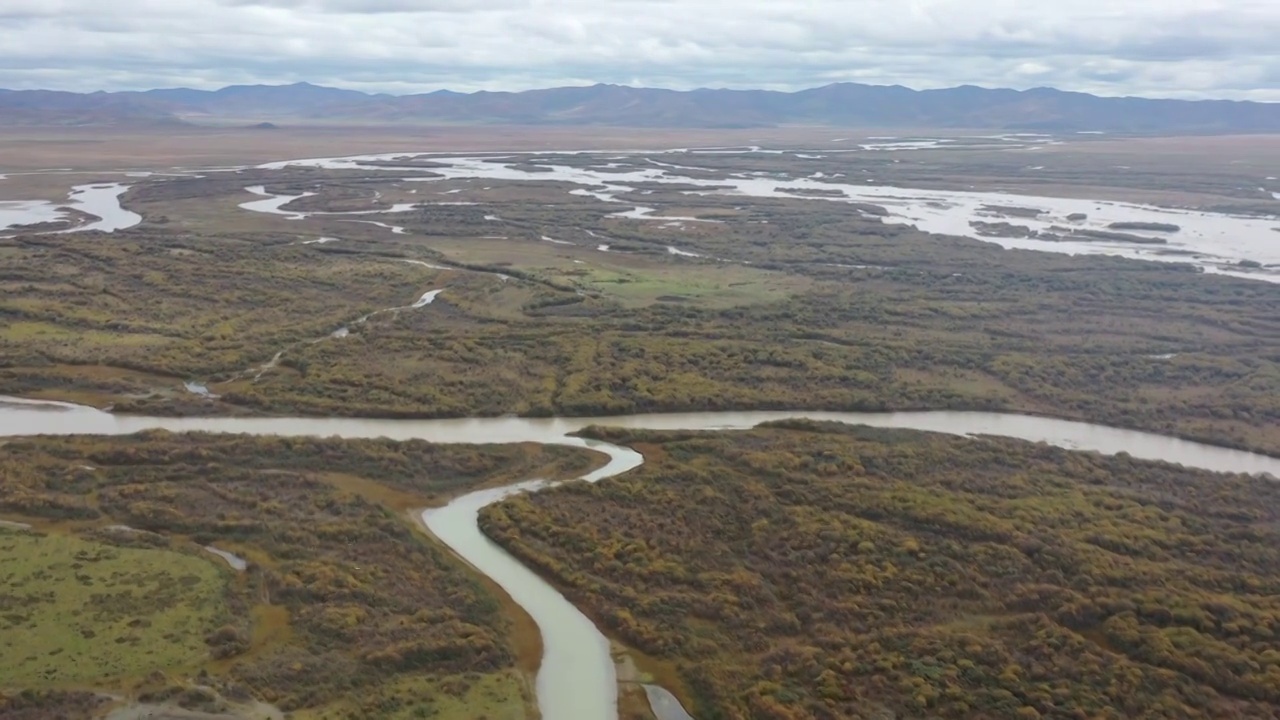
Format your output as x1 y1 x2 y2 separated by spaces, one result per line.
2 128 1278 720
257 151 1280 282
0 182 141 234
3 398 1278 719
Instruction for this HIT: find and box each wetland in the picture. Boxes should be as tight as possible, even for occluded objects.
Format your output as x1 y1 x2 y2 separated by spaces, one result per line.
2 127 1279 719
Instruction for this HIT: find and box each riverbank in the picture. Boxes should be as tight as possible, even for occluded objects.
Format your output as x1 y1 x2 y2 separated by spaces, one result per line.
0 428 603 720
10 388 1280 462
6 163 1279 460
4 397 1280 719
481 422 1280 719
3 133 1278 718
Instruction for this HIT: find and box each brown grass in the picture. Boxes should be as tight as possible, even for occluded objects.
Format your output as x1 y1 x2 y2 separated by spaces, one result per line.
5 125 1272 173
0 126 864 172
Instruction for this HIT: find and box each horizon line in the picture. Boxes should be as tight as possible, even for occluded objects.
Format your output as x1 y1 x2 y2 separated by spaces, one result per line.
2 80 1275 105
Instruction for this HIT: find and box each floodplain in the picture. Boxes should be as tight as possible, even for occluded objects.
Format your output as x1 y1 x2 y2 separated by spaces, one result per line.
2 126 1279 720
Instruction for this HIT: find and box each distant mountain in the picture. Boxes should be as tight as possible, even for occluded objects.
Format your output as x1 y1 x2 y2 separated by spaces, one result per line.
2 81 1279 133
140 82 384 119
0 89 180 126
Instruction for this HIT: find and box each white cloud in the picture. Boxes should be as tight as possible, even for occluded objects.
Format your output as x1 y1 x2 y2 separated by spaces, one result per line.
0 0 1277 99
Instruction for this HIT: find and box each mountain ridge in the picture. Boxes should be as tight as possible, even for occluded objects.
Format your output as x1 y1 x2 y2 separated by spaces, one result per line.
2 81 1278 132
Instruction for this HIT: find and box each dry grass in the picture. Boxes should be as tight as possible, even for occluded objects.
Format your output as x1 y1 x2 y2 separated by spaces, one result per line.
0 126 875 172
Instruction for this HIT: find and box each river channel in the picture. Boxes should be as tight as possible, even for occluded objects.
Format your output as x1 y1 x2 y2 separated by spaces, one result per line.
3 398 1279 719
258 151 1280 282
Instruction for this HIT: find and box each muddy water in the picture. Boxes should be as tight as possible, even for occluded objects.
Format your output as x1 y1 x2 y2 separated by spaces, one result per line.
3 398 1277 720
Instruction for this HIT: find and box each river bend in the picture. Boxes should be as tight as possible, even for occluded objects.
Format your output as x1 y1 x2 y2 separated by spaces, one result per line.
3 399 1278 720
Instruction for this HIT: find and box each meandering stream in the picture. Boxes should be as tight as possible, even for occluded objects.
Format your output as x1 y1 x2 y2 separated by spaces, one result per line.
3 135 1279 720
3 398 1278 719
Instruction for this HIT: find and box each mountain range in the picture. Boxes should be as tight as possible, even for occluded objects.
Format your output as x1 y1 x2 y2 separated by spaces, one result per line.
2 81 1279 133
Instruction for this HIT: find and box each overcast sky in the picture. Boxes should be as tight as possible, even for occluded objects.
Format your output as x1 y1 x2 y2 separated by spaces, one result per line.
1 0 1277 99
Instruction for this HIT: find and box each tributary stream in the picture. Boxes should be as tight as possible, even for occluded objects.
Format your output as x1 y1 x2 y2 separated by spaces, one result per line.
3 398 1278 719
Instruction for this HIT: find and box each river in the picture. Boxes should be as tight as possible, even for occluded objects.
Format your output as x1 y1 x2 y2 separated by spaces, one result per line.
2 398 1278 720
0 182 141 234
5 148 1276 281
256 151 1280 282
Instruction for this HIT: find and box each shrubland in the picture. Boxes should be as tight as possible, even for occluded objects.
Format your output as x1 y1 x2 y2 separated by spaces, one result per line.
483 422 1280 719
0 433 600 718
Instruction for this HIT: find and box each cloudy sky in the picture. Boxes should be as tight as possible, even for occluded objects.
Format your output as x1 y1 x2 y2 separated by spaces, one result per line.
1 0 1277 99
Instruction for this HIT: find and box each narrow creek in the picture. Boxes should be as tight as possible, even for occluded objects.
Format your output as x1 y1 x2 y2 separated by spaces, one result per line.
3 398 1279 719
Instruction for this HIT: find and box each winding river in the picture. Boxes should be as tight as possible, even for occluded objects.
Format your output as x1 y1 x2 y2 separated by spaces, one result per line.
3 398 1279 719
5 140 1279 715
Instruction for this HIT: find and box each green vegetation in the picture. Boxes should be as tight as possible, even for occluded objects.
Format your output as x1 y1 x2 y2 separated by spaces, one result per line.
482 423 1280 719
0 229 437 382
0 433 600 718
0 529 226 687
2 143 1279 718
294 671 531 720
3 156 1278 455
4 150 1280 458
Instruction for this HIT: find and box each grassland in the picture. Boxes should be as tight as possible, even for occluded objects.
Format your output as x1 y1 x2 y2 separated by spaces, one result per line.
482 423 1280 719
292 671 531 720
0 434 602 719
0 529 227 687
